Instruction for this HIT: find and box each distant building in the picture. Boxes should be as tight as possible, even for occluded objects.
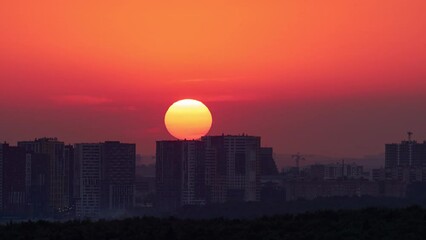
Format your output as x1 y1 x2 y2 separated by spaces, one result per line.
259 147 278 176
0 144 3 212
0 143 50 217
385 139 426 168
202 136 227 203
134 176 155 207
74 143 102 218
309 164 326 180
26 152 50 218
324 162 364 180
64 145 74 214
101 141 136 214
18 138 69 214
1 144 27 216
181 141 205 206
202 135 261 203
74 141 136 218
372 167 426 183
156 141 182 211
297 162 365 181
285 179 406 201
260 175 286 202
155 140 205 211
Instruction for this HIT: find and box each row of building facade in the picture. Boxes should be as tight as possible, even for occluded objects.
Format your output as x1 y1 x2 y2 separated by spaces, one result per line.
0 138 135 219
155 135 278 211
154 135 426 210
277 136 426 201
3 134 425 218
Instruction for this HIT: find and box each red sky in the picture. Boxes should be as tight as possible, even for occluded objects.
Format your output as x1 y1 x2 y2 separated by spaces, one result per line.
1 0 426 158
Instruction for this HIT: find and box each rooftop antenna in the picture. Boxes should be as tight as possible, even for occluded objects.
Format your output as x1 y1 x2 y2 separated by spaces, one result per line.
407 131 413 141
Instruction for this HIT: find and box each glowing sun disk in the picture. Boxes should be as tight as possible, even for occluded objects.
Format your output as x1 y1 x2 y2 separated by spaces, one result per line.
164 99 212 140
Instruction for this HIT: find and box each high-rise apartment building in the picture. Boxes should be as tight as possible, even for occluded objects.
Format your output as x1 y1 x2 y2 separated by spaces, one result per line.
101 141 136 213
155 140 205 210
64 145 74 212
202 135 261 203
1 144 27 216
26 152 50 218
74 141 136 218
181 141 205 206
74 143 102 218
0 143 3 212
18 138 69 213
156 141 182 211
0 143 50 217
385 139 426 168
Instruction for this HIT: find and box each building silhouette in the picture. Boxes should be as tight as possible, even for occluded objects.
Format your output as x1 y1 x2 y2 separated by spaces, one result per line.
0 139 137 219
101 141 136 214
74 143 102 218
385 139 426 168
0 143 50 217
156 135 264 210
202 135 261 202
155 140 205 211
156 135 263 209
18 138 69 214
202 136 227 203
1 144 27 216
27 151 50 218
156 141 182 211
181 141 205 206
0 144 3 212
260 147 279 176
74 141 136 218
64 145 75 213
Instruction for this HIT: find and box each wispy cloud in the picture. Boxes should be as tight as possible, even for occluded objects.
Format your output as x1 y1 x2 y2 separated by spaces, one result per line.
51 95 113 105
203 95 256 102
178 76 247 83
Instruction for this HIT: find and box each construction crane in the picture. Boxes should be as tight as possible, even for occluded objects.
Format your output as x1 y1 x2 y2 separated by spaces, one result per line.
291 152 305 170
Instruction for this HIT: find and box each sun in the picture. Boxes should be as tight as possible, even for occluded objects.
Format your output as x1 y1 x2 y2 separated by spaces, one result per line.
164 99 212 140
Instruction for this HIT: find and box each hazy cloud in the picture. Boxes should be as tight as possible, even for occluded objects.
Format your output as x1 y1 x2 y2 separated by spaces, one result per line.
203 95 256 102
51 95 113 105
178 76 247 83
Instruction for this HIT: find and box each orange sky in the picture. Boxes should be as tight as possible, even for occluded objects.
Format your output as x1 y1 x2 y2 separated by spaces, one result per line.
1 0 426 159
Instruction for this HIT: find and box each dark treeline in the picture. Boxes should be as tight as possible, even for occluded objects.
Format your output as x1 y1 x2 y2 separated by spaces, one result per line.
1 206 426 239
174 196 418 219
131 194 426 219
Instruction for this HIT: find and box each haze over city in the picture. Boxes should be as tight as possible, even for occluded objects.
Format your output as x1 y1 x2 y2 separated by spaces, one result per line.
3 1 426 239
1 1 426 158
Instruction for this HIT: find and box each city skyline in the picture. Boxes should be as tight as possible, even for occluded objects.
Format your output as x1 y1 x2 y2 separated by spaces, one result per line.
1 132 426 219
1 1 426 158
1 131 426 160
